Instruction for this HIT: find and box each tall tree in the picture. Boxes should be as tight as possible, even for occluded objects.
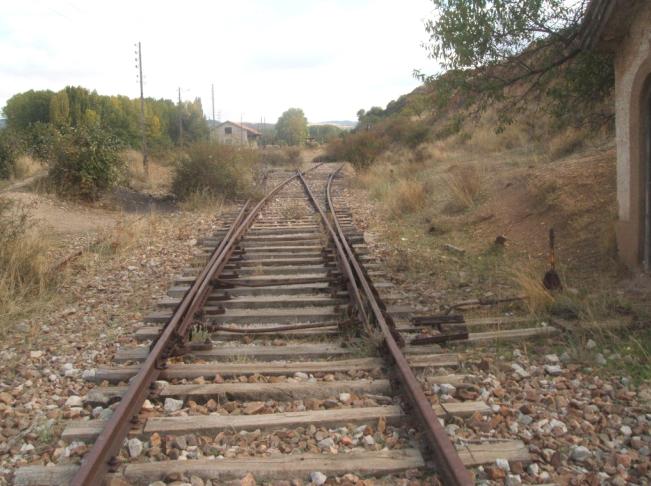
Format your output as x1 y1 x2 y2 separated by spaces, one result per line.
3 90 53 130
49 91 70 128
275 108 308 146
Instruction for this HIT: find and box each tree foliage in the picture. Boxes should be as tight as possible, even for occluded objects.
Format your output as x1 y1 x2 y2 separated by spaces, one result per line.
0 130 21 179
275 108 308 146
3 90 53 131
308 124 343 144
49 123 125 200
420 0 614 125
2 86 209 151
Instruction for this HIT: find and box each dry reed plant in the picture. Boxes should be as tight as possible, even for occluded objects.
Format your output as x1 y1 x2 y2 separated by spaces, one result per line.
388 179 427 216
511 268 555 314
445 165 482 212
0 199 57 327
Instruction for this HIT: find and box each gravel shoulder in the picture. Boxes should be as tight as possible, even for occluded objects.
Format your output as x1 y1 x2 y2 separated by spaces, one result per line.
341 166 651 485
0 207 226 485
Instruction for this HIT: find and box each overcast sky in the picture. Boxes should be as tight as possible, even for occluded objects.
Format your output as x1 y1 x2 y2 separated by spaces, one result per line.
0 0 436 123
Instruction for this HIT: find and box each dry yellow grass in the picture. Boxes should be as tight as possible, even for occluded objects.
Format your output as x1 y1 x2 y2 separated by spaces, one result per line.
445 165 482 211
12 156 43 180
124 149 172 193
511 268 555 314
388 179 427 216
547 127 585 161
178 189 224 213
89 214 159 256
0 199 57 328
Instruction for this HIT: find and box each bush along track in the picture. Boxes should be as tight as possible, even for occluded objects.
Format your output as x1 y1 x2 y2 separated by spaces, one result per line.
11 164 650 486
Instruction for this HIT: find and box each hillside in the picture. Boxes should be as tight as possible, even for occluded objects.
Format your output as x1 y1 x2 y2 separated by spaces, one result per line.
331 78 650 378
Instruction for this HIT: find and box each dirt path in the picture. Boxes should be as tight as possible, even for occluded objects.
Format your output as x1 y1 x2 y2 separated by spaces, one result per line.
2 188 118 235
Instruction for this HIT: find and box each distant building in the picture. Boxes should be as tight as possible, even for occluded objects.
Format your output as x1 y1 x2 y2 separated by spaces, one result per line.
214 121 261 146
582 0 651 270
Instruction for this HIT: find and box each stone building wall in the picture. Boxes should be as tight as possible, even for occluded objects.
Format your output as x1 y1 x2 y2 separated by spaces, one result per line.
612 1 651 269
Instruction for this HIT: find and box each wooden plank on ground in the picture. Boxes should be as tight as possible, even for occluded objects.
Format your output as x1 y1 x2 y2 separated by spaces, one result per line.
98 354 458 381
62 399 491 442
404 326 558 348
122 449 425 484
433 401 492 418
467 326 558 342
63 406 404 441
91 358 387 382
425 374 472 386
457 440 530 466
116 343 353 362
14 465 79 486
134 325 340 341
85 379 392 405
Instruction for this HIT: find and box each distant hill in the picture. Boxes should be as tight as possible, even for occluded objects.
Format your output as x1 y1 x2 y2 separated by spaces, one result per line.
0 119 6 129
312 120 357 130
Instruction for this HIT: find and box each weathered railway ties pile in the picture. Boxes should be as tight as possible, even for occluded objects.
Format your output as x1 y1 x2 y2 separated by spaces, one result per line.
16 165 533 485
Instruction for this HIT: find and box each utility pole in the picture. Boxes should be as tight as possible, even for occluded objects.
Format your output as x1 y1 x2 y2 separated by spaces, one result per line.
211 84 215 141
178 87 183 147
211 84 215 123
135 42 148 177
240 113 244 145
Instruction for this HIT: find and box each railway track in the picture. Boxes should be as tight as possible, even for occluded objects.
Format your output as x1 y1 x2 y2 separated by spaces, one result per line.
15 164 535 485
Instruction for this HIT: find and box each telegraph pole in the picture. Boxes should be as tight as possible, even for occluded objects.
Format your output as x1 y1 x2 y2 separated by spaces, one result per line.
135 42 148 177
178 87 183 147
211 84 215 140
211 84 215 123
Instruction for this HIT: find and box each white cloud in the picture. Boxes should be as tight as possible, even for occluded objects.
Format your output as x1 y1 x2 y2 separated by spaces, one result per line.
0 0 436 123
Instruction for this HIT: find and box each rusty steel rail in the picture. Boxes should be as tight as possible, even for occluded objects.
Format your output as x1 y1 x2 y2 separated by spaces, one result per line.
296 171 371 336
71 171 301 486
319 166 474 486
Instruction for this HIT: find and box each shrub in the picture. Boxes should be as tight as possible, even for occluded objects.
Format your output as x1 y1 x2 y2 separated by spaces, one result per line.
24 122 61 163
261 147 302 167
325 131 389 168
384 117 430 148
312 153 338 163
49 124 125 200
172 142 258 201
